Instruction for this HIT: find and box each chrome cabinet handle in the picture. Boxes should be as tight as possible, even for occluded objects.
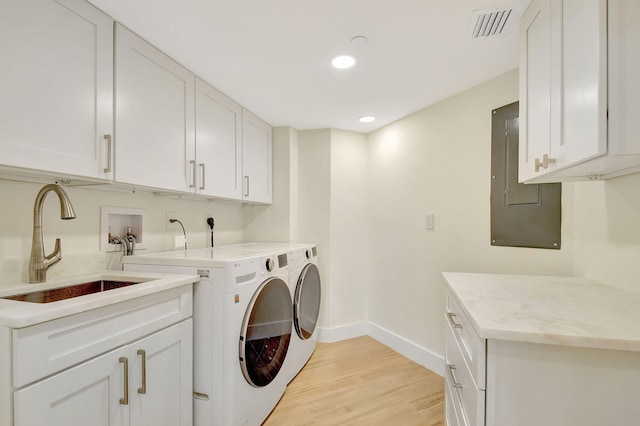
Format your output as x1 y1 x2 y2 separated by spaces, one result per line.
137 349 147 394
244 176 250 197
446 312 463 329
199 163 205 190
534 153 557 172
447 364 463 389
103 134 112 174
119 357 129 405
189 160 196 188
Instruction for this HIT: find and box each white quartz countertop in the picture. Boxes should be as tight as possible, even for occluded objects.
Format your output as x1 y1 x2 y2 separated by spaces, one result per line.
0 270 199 328
123 245 281 268
442 272 640 352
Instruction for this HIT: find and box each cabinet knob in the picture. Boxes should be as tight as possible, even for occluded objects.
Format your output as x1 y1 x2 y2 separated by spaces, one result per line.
534 154 557 172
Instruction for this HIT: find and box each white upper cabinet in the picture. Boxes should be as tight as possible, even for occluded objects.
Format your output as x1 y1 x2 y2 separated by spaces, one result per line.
242 110 272 204
519 0 640 183
608 0 640 159
519 0 556 183
0 0 114 181
114 24 195 192
195 79 243 199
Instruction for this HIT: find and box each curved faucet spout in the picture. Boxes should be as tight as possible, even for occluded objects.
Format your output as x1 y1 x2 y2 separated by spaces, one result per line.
29 184 77 283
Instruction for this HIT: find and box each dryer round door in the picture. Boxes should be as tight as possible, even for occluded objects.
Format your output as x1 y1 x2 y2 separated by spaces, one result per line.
239 277 293 387
294 263 321 340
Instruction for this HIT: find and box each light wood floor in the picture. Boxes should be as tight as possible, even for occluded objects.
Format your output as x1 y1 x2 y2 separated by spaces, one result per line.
264 336 445 426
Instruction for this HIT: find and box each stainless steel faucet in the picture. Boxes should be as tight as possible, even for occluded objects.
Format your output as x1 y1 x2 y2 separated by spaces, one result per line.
29 184 77 283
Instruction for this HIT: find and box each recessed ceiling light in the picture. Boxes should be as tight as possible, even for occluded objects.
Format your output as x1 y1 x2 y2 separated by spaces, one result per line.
359 115 376 123
331 54 356 69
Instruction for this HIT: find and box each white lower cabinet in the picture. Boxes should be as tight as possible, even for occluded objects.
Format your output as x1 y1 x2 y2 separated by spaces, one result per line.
445 292 485 426
445 288 640 426
129 321 192 426
3 284 193 426
14 320 192 426
15 345 128 426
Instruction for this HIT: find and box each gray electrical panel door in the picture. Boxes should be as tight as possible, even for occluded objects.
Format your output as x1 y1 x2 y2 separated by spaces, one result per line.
490 102 561 249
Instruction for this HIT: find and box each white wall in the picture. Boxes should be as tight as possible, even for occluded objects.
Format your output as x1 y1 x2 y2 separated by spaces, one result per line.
328 130 369 330
297 130 332 327
571 174 640 290
366 69 573 356
0 180 245 283
296 129 369 333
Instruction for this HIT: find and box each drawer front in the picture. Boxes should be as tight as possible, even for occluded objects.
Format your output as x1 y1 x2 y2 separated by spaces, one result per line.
445 366 463 426
446 290 486 389
13 285 192 388
446 322 486 426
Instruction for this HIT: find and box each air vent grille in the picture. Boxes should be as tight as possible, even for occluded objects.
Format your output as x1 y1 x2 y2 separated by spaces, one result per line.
470 8 513 38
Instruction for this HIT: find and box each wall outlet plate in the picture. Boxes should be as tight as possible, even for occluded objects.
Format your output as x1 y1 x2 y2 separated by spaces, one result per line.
174 235 186 249
425 213 435 230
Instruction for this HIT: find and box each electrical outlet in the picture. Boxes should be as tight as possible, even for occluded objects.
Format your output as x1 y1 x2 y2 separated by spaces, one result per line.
174 235 186 249
425 213 434 230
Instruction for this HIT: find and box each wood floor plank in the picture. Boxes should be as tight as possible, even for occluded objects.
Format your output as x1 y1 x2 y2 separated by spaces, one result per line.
264 336 445 426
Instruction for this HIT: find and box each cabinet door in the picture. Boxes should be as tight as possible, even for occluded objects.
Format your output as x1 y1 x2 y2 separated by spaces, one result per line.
115 24 195 192
519 0 558 182
242 110 272 204
195 78 243 199
556 0 607 166
520 0 607 182
14 347 129 426
129 319 193 426
608 0 640 156
0 0 113 180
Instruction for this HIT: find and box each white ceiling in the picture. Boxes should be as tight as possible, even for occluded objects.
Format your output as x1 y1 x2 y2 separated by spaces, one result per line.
88 0 528 133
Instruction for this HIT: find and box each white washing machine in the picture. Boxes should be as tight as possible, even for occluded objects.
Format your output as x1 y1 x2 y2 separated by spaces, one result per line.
227 243 321 383
123 246 292 426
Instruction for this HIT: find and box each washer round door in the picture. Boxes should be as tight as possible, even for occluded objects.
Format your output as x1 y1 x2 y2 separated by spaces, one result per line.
239 277 293 387
294 263 321 340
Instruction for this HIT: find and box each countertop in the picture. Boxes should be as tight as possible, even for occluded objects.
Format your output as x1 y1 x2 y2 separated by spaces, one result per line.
442 272 640 352
123 245 281 268
0 270 199 328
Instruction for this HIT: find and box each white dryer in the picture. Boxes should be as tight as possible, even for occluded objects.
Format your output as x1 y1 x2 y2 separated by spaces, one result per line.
228 243 321 383
286 244 321 382
123 246 292 426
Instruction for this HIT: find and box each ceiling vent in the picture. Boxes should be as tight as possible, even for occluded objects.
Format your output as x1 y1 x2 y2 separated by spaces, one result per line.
468 2 527 38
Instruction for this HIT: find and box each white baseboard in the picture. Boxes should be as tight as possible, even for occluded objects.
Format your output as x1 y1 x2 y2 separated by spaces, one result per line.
317 322 444 377
317 322 368 343
367 322 444 376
